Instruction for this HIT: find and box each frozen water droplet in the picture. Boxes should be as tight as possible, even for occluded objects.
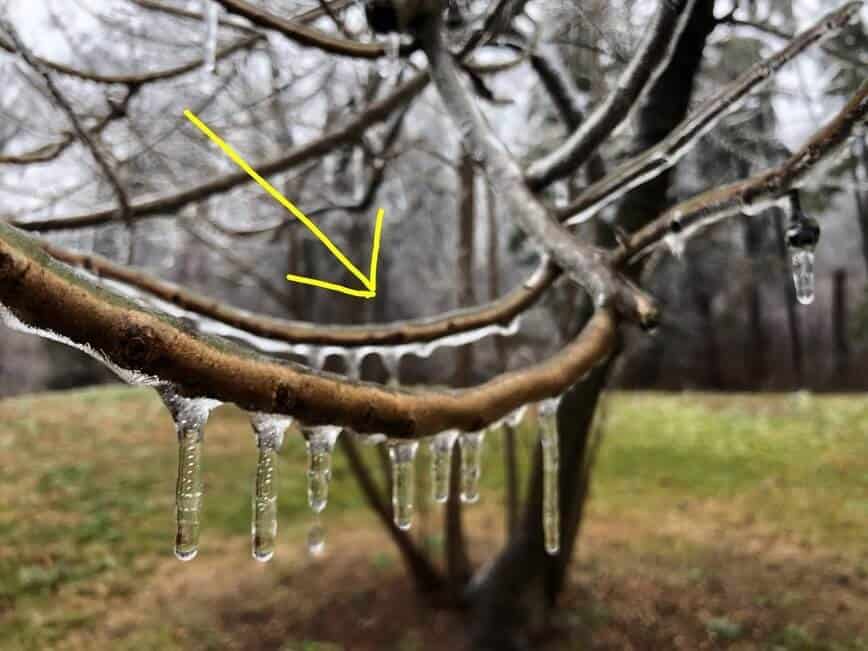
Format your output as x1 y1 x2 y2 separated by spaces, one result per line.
664 233 685 260
377 32 401 79
307 517 325 557
304 426 341 513
388 441 419 530
790 248 815 305
429 430 458 504
459 431 485 504
157 387 220 561
250 413 292 563
202 0 219 75
540 416 560 556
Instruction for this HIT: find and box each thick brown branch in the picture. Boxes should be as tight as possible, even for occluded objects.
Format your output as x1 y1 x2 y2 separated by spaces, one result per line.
617 81 868 263
0 222 616 437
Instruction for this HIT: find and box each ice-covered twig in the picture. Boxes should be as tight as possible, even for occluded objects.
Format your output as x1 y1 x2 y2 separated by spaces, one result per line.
525 0 695 191
616 82 868 263
420 14 658 328
558 1 863 226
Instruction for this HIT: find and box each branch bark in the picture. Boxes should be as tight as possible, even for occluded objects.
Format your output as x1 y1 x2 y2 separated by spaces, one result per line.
0 221 616 438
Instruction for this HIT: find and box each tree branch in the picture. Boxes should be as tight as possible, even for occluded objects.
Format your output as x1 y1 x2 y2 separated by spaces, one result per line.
525 0 695 191
617 81 868 263
557 1 862 226
0 221 617 437
419 14 659 328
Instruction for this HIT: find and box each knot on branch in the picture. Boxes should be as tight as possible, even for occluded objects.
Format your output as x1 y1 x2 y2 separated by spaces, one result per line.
116 323 161 369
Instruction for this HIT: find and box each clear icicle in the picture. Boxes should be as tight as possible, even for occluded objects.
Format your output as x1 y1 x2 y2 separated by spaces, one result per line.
250 413 292 563
539 416 560 556
203 1 219 75
664 233 685 259
429 430 458 503
790 248 815 305
377 32 401 79
304 426 341 513
388 441 419 530
307 516 326 557
459 431 485 504
157 387 220 561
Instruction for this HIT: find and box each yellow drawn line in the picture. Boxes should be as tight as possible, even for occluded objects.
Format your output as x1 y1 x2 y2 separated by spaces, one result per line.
183 109 384 299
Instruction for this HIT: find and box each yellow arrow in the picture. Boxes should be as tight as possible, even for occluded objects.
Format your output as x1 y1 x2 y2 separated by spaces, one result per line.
184 109 384 299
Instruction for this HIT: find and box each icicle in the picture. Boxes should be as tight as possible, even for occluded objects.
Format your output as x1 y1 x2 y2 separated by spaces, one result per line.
785 193 821 306
202 1 219 75
345 348 362 381
790 248 816 305
539 415 560 556
250 413 292 563
664 232 685 260
307 516 326 557
505 404 528 429
377 32 401 79
381 348 402 385
388 441 419 530
459 431 485 504
429 430 458 504
304 426 341 513
157 386 220 561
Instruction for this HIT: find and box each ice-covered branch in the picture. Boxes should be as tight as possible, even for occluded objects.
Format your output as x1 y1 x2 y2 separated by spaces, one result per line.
214 0 391 59
617 81 868 263
419 14 659 328
0 30 263 85
557 1 863 226
10 73 429 232
0 221 616 437
525 0 694 191
2 18 133 227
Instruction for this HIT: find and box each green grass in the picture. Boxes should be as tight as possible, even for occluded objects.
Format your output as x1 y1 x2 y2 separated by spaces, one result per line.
0 387 866 649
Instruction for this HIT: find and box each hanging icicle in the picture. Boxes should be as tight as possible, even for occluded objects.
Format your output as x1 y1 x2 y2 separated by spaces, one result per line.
304 426 342 513
157 386 221 561
429 430 459 503
377 32 401 79
388 441 419 530
459 430 485 504
249 413 292 563
538 400 560 556
785 191 821 306
202 0 219 75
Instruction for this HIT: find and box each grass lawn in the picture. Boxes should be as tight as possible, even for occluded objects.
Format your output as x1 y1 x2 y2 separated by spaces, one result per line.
0 387 865 650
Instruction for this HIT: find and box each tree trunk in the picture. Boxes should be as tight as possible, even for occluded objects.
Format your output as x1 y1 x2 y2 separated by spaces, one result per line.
466 2 717 648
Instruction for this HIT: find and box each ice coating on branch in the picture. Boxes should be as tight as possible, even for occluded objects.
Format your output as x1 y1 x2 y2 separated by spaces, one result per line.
380 348 403 384
459 431 485 504
378 32 401 79
0 304 161 387
157 386 221 561
203 0 219 75
539 408 560 556
250 413 292 563
429 430 458 503
388 441 419 530
304 426 341 513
